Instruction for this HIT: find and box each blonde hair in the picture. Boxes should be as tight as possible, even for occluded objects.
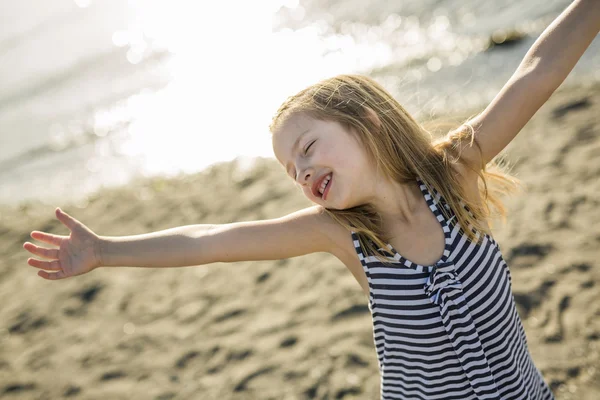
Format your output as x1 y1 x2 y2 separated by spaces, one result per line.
270 74 523 266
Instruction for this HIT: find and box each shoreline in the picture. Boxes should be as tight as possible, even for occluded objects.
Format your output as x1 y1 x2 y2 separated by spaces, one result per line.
3 78 598 212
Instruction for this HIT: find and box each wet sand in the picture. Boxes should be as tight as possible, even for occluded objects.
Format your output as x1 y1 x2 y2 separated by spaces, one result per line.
1 80 599 399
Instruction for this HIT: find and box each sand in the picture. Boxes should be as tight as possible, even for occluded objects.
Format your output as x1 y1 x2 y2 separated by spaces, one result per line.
1 80 599 399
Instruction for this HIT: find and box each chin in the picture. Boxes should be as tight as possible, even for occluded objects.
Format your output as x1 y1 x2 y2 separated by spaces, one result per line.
324 198 353 211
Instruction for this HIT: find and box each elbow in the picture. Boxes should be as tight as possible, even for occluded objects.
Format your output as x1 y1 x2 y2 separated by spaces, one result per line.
514 67 562 96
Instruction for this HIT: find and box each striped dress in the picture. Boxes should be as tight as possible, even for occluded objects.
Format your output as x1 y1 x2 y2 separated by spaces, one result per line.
350 176 555 400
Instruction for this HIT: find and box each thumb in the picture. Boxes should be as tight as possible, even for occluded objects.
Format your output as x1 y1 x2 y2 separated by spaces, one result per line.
56 208 77 231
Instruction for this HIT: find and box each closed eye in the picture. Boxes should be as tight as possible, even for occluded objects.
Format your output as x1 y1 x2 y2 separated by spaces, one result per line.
304 140 315 155
289 140 316 180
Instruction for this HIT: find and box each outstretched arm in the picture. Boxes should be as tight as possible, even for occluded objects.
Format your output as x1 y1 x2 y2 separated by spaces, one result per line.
99 205 339 267
451 0 600 172
25 206 342 280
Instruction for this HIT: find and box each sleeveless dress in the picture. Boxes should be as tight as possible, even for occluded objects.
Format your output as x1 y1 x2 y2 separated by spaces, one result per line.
350 176 555 400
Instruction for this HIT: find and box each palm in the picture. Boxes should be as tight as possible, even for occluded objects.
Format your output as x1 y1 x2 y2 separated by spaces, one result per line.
56 229 98 276
23 208 101 280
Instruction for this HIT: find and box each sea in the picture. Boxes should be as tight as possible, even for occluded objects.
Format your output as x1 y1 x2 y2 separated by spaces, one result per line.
0 0 598 207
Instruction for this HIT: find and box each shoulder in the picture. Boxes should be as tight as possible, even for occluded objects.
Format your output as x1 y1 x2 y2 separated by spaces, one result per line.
449 161 481 206
308 205 370 296
447 162 493 233
304 205 360 262
307 205 355 247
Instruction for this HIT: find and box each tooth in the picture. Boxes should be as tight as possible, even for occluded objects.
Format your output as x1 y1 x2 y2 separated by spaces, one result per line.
319 176 330 195
317 174 331 196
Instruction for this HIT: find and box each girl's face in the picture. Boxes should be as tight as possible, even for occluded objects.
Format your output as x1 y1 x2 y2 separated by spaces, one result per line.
272 112 379 209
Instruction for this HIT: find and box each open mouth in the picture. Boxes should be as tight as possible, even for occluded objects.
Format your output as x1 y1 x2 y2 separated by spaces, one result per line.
318 173 332 199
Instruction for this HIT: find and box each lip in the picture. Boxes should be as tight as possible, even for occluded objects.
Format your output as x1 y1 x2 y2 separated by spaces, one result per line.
311 172 331 198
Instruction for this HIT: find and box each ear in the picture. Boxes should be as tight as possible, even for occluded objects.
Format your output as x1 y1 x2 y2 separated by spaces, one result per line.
364 107 381 129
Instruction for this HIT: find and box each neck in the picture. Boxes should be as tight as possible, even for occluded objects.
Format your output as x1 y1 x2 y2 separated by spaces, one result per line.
370 177 423 227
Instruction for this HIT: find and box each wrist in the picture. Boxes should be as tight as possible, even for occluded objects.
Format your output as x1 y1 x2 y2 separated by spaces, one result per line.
95 236 109 268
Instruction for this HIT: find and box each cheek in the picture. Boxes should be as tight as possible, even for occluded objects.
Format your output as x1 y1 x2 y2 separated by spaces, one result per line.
330 152 357 176
324 147 346 169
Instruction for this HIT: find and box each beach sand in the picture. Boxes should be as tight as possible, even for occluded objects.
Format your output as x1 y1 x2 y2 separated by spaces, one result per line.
1 80 599 399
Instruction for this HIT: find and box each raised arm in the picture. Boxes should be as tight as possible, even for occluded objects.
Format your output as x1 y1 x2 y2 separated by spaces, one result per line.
100 205 341 267
450 0 600 172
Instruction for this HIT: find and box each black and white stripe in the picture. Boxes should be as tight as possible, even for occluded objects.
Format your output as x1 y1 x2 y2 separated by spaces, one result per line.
351 177 555 400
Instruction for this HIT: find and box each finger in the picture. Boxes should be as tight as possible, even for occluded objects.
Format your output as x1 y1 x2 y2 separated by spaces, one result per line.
55 208 78 231
30 231 65 246
38 269 68 280
27 257 62 271
23 243 60 260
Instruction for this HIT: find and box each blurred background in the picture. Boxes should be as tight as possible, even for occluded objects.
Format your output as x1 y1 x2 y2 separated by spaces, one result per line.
1 0 598 207
2 2 600 399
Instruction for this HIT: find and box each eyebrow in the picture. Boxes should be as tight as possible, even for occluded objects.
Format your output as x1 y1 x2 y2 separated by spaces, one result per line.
286 129 311 178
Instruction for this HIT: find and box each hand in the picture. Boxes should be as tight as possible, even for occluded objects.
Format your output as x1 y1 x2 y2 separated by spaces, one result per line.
23 208 102 280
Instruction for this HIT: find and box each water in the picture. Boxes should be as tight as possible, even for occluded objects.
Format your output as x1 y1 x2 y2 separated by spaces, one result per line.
0 0 598 207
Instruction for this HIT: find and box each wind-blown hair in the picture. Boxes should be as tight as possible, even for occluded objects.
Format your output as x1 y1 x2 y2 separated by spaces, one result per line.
270 74 523 266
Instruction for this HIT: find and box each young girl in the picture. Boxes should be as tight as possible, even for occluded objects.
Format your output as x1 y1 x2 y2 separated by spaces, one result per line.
24 1 598 398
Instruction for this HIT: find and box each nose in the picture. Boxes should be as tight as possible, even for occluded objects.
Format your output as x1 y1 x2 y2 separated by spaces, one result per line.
296 166 313 187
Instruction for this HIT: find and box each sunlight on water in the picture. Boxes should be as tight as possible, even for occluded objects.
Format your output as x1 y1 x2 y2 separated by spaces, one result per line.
1 0 596 206
80 0 597 186
91 0 411 177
